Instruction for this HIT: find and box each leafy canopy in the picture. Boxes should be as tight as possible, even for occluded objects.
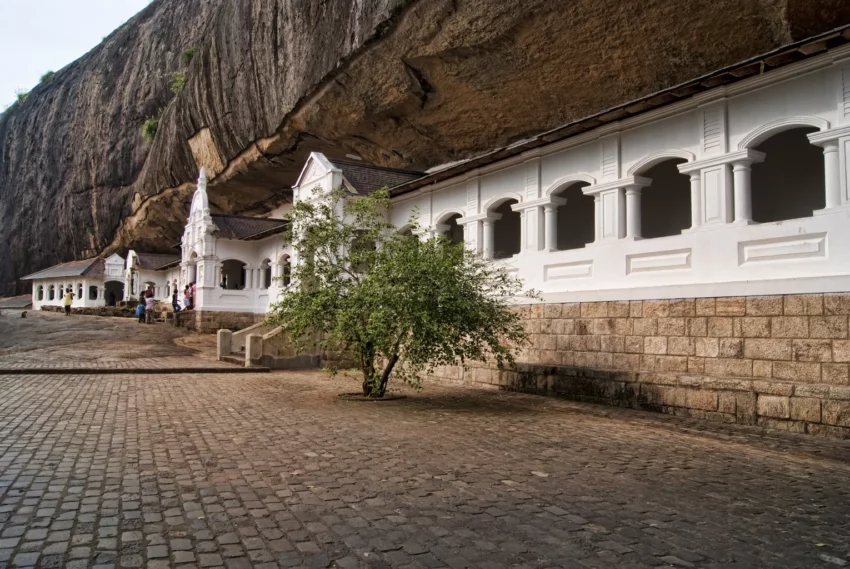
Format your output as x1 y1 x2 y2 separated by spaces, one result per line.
266 186 536 398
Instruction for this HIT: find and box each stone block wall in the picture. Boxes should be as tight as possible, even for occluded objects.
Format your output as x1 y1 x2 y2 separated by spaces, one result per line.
427 293 850 437
173 310 264 333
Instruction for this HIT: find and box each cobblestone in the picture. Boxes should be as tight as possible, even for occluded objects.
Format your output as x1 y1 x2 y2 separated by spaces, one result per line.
2 314 850 567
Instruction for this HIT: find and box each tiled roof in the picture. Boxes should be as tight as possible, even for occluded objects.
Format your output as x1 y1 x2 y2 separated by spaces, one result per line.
135 253 181 270
21 258 104 281
211 215 288 241
329 159 424 196
0 295 32 309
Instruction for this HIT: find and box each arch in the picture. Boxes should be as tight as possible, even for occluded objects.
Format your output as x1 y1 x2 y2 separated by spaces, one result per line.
491 199 521 259
738 116 830 150
627 150 696 176
36 285 44 301
551 181 595 251
436 214 464 246
220 259 247 290
278 255 292 287
544 173 597 197
77 282 83 300
48 285 55 301
104 281 124 306
397 224 415 237
260 258 272 289
88 286 98 301
433 208 466 225
481 193 523 213
640 158 691 239
750 126 825 223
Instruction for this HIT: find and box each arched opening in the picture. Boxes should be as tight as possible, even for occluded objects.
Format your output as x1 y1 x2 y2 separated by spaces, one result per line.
279 256 292 287
48 285 55 301
439 214 464 246
751 127 824 223
261 259 272 290
221 260 246 290
553 182 594 250
36 286 44 301
188 252 198 283
165 282 171 298
88 286 98 301
144 281 156 298
492 200 521 259
398 226 414 238
640 159 690 239
104 281 124 307
77 283 83 299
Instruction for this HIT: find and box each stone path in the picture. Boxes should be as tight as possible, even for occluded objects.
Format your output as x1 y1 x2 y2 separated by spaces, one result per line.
1 311 850 568
0 311 233 372
0 371 849 569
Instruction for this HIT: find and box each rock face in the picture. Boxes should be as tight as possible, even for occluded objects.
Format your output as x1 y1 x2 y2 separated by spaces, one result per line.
1 0 849 295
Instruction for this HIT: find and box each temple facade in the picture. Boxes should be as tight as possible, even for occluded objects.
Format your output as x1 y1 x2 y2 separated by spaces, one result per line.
23 254 126 310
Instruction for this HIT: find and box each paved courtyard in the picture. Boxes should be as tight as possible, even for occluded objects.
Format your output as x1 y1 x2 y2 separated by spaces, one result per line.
1 312 850 568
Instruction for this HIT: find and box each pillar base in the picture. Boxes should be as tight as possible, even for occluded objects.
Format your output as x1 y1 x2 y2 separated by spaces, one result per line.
733 219 756 226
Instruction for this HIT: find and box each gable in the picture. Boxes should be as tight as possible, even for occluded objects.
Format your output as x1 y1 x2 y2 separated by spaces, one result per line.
294 152 337 188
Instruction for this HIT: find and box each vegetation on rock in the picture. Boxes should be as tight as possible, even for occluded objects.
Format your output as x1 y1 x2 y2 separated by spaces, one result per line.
182 47 196 66
170 71 187 94
141 116 160 143
267 187 535 398
40 71 55 83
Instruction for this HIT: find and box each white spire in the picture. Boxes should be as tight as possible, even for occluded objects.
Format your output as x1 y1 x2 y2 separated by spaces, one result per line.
198 167 208 192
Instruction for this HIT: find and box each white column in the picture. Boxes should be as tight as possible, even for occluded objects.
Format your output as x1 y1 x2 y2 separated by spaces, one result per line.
245 268 253 290
823 141 841 209
482 220 496 260
732 162 753 224
593 196 602 243
544 204 558 251
689 172 701 229
625 186 642 239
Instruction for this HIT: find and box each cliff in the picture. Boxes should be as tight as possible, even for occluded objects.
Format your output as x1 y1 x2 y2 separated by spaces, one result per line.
1 0 849 294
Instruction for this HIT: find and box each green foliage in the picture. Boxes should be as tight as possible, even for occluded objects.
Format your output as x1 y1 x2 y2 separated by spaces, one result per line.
170 71 187 95
182 47 197 67
141 116 159 143
40 71 55 83
15 89 28 104
266 187 536 398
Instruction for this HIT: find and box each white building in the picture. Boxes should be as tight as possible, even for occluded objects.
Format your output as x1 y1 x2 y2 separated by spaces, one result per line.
23 254 126 310
124 251 181 303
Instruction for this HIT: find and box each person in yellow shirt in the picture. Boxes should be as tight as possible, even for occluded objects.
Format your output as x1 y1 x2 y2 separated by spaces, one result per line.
63 290 74 316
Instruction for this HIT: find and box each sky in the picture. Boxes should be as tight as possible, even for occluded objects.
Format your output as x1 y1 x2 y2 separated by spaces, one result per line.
0 0 153 109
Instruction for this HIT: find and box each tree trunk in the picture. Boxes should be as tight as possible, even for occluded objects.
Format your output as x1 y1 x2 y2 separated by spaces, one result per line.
375 353 399 398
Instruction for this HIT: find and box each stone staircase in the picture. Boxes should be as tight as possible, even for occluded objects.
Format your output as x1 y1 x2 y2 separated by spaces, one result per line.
217 322 320 370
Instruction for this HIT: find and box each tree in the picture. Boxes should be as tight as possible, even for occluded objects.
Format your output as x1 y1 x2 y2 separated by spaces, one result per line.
266 186 536 398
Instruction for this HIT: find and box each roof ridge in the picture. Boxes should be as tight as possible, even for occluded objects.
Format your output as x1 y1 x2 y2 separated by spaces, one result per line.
211 213 287 222
330 158 424 176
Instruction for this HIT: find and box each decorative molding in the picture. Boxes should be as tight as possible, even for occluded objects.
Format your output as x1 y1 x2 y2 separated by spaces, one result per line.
480 192 524 212
738 233 827 265
524 158 541 199
543 173 597 196
511 196 566 212
466 177 480 215
432 208 466 224
700 102 727 156
627 249 692 274
678 149 766 174
807 125 850 145
601 135 620 181
738 116 830 150
583 176 651 196
841 64 850 125
544 260 593 280
627 150 696 176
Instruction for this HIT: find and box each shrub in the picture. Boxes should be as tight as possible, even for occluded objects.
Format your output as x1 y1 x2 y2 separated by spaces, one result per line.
141 117 159 143
170 71 187 94
182 47 196 67
40 71 55 83
267 187 537 398
15 90 28 104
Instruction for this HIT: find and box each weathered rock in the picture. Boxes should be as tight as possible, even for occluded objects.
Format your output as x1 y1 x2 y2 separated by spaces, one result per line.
2 0 850 294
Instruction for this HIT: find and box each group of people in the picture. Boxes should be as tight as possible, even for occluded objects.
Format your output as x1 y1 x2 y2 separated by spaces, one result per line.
135 282 196 324
172 282 196 313
135 287 157 324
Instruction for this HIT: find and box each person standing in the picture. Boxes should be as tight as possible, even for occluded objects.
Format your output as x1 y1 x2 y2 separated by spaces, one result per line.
63 289 75 316
172 289 181 313
145 291 156 324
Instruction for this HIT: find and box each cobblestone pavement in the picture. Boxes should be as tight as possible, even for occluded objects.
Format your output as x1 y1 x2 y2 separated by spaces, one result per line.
1 369 850 569
0 311 228 370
